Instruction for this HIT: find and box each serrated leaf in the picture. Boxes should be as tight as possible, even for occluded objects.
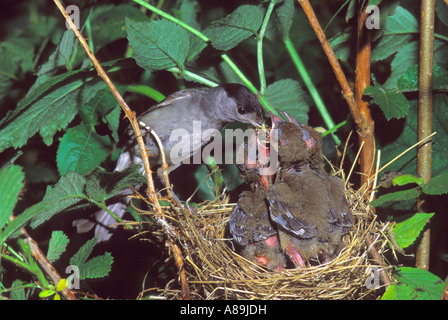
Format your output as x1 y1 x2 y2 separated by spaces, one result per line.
265 0 294 42
394 267 445 300
78 252 113 279
89 4 147 51
266 79 309 124
392 213 434 249
422 171 448 195
0 78 106 152
392 174 423 187
372 6 417 62
209 5 263 51
383 41 418 89
0 165 24 230
70 237 97 267
57 124 111 176
37 29 76 76
363 85 409 120
80 87 122 142
370 187 420 207
126 18 190 71
30 172 86 229
85 164 145 202
47 231 70 263
70 238 113 280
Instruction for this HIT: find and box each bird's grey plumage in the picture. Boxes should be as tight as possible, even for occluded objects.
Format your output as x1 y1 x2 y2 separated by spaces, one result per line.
74 84 263 242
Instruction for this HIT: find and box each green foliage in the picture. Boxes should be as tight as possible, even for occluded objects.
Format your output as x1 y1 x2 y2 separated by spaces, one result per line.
382 267 445 300
47 231 70 263
391 213 434 249
126 19 190 71
0 165 24 233
207 5 264 51
0 0 447 300
57 124 111 175
70 238 113 279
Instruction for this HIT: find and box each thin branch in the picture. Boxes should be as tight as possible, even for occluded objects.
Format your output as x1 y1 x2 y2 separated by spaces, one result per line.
416 0 436 271
355 0 375 187
20 226 76 300
365 233 392 287
296 0 360 122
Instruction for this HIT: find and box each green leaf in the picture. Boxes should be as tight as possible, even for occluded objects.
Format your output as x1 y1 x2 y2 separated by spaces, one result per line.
383 41 418 89
265 0 295 42
78 252 113 279
398 63 448 92
392 174 424 187
370 187 420 207
56 124 111 176
36 29 76 76
84 164 145 202
372 6 417 62
89 4 147 51
30 172 87 229
392 213 434 249
70 237 97 267
46 231 70 263
0 165 24 230
126 18 190 71
422 171 448 195
0 77 106 152
70 237 113 279
80 87 122 142
209 5 263 51
266 79 309 124
393 267 445 300
381 283 416 300
363 85 409 120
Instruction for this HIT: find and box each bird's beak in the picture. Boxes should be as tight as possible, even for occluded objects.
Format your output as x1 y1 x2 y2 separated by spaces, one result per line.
270 112 282 129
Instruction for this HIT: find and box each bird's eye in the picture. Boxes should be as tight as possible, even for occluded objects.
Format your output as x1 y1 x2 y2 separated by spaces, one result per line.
237 107 247 115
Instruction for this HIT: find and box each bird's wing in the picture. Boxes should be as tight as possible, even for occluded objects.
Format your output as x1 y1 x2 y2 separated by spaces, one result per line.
267 189 317 239
229 202 251 246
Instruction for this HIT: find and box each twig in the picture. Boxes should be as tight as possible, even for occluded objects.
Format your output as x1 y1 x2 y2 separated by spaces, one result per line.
20 226 76 300
365 233 392 287
297 0 360 123
441 280 448 300
416 0 435 271
355 1 375 187
167 241 190 300
296 0 378 189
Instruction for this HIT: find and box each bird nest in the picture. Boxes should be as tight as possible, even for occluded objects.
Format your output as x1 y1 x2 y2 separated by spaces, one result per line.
139 174 393 300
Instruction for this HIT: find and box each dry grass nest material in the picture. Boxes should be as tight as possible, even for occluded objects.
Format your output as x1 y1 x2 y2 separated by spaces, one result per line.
140 173 393 300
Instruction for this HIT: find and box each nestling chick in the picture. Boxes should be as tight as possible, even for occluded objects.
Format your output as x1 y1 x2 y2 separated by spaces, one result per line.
267 114 353 267
229 127 285 270
229 189 286 271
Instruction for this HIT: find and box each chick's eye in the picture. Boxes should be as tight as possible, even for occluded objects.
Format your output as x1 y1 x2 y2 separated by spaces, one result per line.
237 107 247 115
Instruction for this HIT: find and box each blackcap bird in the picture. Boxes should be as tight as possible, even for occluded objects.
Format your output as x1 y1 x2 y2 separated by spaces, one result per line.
75 84 264 242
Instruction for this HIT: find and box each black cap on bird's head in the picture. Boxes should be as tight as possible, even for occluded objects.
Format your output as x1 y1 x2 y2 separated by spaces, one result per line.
269 112 323 166
205 84 264 128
